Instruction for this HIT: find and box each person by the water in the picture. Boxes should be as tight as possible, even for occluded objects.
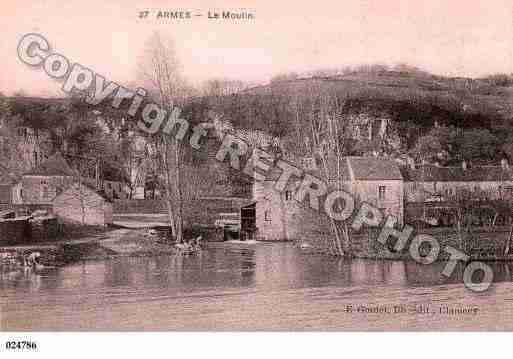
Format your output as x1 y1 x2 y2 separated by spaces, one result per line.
24 252 41 267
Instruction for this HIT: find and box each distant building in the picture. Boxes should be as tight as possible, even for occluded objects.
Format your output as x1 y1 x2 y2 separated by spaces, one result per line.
401 160 513 202
10 152 129 205
15 152 75 205
53 182 113 226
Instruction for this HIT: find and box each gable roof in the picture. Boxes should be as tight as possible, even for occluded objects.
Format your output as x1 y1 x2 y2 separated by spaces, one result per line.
401 164 513 182
347 156 403 180
23 152 74 177
54 181 113 203
262 156 351 182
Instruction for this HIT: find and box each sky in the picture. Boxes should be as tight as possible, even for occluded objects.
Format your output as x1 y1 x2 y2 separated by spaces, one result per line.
1 0 513 96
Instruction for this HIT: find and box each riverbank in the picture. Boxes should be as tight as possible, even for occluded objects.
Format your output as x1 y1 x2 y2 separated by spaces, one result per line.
3 223 513 269
297 226 513 261
0 228 180 268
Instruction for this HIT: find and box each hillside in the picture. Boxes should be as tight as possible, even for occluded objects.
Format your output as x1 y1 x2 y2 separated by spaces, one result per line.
206 70 513 165
3 69 513 169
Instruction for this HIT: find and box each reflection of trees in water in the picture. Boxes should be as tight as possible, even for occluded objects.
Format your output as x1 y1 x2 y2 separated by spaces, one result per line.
7 246 513 301
382 262 407 286
404 261 463 287
253 245 355 289
403 261 513 288
0 267 62 292
295 256 352 288
489 262 513 284
103 259 135 287
142 248 259 290
351 260 386 286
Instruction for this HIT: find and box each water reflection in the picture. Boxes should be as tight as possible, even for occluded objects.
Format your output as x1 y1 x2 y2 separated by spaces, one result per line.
2 242 513 296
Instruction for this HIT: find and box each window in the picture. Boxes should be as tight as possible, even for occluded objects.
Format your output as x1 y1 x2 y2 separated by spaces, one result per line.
285 190 293 201
264 210 272 222
378 186 386 200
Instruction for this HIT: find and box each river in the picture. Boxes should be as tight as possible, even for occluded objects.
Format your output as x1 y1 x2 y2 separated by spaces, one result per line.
2 241 513 330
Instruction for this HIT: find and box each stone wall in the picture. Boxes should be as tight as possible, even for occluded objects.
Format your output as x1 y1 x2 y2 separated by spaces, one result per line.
114 199 167 214
29 216 61 241
0 216 62 244
114 198 251 228
182 198 250 228
253 180 336 241
0 204 53 217
0 218 30 244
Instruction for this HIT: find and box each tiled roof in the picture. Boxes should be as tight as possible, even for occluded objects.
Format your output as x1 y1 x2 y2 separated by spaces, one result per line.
23 152 74 177
55 181 113 203
263 156 351 182
347 156 403 180
400 164 513 182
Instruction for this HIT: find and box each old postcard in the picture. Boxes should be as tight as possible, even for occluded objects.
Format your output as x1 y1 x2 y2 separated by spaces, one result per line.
2 0 513 339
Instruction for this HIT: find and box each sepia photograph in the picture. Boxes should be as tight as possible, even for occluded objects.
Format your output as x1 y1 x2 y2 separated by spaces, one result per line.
1 0 513 355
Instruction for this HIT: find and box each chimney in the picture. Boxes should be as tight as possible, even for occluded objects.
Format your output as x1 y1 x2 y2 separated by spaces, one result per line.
462 160 468 170
501 158 509 170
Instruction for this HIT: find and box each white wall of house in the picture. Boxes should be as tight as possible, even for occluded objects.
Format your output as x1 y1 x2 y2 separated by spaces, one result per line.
353 180 404 226
253 179 353 241
11 182 22 204
404 180 513 202
53 183 112 226
253 180 294 241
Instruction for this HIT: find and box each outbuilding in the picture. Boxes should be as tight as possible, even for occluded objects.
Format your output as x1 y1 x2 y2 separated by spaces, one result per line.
53 182 113 226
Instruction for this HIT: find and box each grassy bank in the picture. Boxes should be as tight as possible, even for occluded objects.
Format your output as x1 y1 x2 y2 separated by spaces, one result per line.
296 226 513 261
0 228 179 268
350 227 513 261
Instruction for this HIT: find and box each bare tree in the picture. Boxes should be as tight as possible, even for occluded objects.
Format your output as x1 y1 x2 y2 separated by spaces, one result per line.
137 31 188 242
290 87 351 256
202 78 248 98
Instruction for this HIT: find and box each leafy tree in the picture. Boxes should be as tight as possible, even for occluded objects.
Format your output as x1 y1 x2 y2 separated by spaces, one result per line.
411 134 442 163
455 128 499 163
